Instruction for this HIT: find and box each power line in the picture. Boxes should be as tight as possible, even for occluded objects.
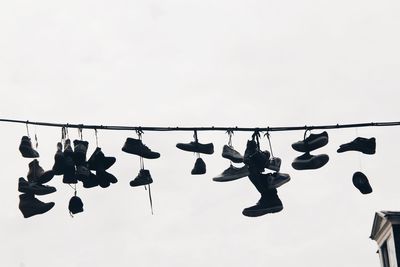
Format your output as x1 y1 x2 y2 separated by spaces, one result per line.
0 118 400 133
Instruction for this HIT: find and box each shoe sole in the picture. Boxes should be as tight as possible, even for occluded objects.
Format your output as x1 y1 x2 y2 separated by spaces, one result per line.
269 177 290 189
292 154 329 170
213 173 248 182
242 205 283 217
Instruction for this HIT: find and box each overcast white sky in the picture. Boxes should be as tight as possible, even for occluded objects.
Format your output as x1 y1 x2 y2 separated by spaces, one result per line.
1 0 400 266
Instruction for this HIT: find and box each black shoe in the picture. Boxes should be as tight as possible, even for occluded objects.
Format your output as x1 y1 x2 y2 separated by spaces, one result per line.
87 147 116 171
213 165 249 182
243 140 269 171
221 145 243 163
76 165 90 181
122 138 160 159
19 136 39 158
191 158 206 175
63 139 74 157
337 137 376 155
82 172 99 189
292 131 329 152
18 193 55 218
242 192 283 217
352 172 373 194
73 140 89 165
18 177 56 195
292 152 329 170
27 159 55 184
52 142 66 175
267 172 291 189
176 141 214 154
96 169 118 188
63 157 77 184
68 195 84 215
130 169 153 187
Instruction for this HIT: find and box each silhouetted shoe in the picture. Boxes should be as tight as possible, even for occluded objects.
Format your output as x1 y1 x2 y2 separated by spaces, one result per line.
243 140 269 171
337 137 376 155
18 177 56 195
267 172 291 189
64 139 74 157
82 172 99 189
191 158 206 175
242 191 283 217
292 152 329 170
266 157 281 172
73 140 89 165
222 145 243 163
19 136 39 158
27 159 55 184
353 171 373 194
213 165 249 182
130 169 153 187
122 138 160 159
69 195 84 215
96 169 118 188
19 193 55 218
87 147 116 171
52 142 66 175
76 165 90 181
176 141 214 154
63 157 77 184
292 131 329 152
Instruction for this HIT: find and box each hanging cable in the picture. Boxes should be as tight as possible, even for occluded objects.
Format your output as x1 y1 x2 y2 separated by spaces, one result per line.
1 118 400 132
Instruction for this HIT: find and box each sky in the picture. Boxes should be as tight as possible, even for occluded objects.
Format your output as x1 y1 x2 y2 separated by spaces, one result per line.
1 0 400 266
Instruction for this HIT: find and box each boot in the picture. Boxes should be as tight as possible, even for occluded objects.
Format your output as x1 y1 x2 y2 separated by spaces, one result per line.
19 136 39 158
73 140 89 165
18 177 56 196
242 173 283 217
63 156 77 184
191 157 206 175
69 195 84 215
76 165 90 181
63 139 74 157
87 147 116 171
18 193 55 218
52 142 66 175
96 169 118 188
27 160 54 184
82 172 99 189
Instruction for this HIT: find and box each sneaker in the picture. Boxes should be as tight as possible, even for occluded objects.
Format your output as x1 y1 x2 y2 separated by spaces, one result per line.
292 131 329 152
292 152 329 170
221 145 243 163
242 192 283 217
73 140 89 165
213 165 249 182
122 138 160 159
267 172 291 189
244 140 269 171
266 157 281 172
191 157 206 175
130 169 153 187
337 137 376 155
18 177 56 195
27 159 55 184
68 195 84 215
52 142 65 175
352 171 373 194
176 141 214 154
87 147 116 171
18 193 55 218
19 136 39 158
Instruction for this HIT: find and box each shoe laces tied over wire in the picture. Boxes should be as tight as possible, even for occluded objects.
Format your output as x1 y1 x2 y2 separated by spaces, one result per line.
265 128 274 158
136 128 154 215
252 129 261 150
